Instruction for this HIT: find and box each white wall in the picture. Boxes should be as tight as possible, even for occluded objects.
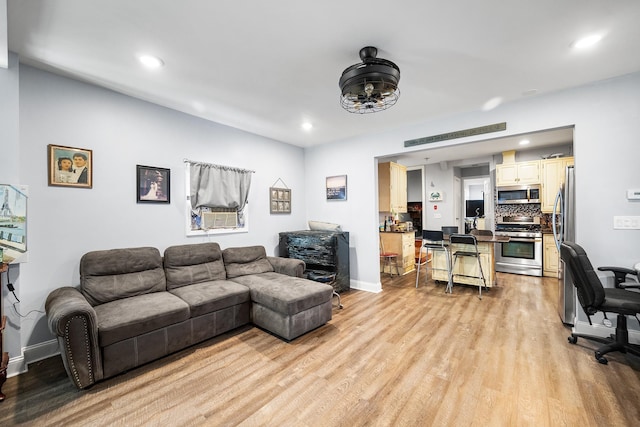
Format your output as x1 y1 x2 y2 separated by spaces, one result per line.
406 169 422 202
306 72 640 293
0 53 18 181
7 65 309 369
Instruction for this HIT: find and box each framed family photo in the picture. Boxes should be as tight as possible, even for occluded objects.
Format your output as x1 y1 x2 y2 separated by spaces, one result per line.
137 165 170 204
48 144 93 188
326 175 347 201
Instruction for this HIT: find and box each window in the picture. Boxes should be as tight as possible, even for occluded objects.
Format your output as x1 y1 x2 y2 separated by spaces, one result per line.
184 160 253 236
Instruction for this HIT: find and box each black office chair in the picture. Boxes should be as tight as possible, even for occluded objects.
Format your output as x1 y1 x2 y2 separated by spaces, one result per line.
415 230 452 292
450 233 487 299
560 241 640 364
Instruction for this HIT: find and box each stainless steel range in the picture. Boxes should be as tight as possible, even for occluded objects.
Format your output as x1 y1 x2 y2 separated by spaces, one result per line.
495 216 543 277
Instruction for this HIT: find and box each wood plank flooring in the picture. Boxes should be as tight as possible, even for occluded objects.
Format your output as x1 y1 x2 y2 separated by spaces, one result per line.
2 271 640 426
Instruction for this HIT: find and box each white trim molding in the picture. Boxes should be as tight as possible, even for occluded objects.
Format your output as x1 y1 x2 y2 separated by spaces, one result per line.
350 279 382 293
572 320 640 345
7 339 59 378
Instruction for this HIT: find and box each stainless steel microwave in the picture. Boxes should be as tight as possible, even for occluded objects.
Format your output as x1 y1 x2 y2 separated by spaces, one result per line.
497 184 541 204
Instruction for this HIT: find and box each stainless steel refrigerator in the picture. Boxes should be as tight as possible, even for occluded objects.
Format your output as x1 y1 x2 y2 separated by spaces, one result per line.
554 165 576 324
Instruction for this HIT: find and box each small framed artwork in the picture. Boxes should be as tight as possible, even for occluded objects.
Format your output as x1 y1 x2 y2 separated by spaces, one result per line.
137 165 170 203
326 175 347 201
48 144 93 188
428 190 443 202
270 187 291 213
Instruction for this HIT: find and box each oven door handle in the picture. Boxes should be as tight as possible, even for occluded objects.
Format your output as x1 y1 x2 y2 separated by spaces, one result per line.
506 237 542 243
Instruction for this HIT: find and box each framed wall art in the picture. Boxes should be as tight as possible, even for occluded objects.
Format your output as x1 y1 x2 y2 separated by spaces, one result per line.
270 187 291 213
326 175 347 201
428 190 443 202
47 144 93 188
137 165 170 203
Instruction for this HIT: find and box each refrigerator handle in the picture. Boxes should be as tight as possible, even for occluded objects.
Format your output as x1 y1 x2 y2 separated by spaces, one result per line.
553 187 563 251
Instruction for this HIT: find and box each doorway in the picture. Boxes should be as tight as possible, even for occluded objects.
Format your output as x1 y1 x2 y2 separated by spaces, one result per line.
407 167 424 237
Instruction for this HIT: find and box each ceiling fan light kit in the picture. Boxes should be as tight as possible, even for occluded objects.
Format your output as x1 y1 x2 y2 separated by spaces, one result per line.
339 46 400 114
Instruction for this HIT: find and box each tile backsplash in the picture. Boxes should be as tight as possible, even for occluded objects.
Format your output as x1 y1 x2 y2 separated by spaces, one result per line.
495 203 541 218
494 204 554 229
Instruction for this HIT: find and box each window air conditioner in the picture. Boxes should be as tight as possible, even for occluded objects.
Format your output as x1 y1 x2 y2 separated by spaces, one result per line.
202 211 238 229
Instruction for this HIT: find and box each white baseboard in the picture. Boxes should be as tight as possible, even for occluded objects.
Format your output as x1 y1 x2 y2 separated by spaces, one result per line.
573 320 640 345
349 279 382 293
7 339 59 378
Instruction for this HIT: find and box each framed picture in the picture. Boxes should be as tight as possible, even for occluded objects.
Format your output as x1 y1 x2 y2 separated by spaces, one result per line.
270 187 291 213
326 175 347 200
428 190 443 202
47 144 93 188
137 165 170 203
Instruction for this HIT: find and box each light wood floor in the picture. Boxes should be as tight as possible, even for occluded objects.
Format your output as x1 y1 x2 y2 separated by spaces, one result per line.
2 271 640 426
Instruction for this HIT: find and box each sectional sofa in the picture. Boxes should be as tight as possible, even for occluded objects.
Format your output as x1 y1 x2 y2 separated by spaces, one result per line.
45 242 334 389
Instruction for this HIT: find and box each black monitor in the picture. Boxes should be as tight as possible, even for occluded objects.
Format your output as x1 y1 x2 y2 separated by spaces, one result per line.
465 200 484 218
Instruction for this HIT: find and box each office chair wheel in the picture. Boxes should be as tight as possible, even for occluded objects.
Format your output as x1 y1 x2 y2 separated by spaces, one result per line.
595 351 609 364
568 336 578 344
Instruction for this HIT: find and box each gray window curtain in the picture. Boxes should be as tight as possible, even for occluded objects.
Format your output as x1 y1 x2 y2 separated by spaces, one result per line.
186 160 254 215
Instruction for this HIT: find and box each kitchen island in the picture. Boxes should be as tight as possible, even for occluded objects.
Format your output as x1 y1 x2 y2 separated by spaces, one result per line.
426 234 509 287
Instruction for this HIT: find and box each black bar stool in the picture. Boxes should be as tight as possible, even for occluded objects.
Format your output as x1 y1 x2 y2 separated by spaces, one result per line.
415 230 452 292
450 233 487 299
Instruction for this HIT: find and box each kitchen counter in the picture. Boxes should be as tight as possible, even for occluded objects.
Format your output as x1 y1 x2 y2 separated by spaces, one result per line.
380 231 415 275
426 234 507 287
442 234 510 243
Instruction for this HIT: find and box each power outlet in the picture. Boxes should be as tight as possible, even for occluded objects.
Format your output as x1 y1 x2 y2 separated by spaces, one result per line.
613 216 640 230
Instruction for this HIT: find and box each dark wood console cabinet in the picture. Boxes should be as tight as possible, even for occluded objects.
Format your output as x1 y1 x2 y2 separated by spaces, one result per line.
278 231 350 293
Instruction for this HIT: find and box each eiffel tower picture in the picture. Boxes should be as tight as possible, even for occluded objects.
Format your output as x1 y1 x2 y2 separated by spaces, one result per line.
0 189 13 219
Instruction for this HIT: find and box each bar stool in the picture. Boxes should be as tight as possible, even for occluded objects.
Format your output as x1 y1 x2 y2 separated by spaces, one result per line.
415 230 453 293
450 233 487 299
379 236 400 277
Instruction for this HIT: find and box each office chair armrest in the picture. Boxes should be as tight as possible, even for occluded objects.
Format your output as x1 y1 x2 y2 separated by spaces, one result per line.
597 266 639 288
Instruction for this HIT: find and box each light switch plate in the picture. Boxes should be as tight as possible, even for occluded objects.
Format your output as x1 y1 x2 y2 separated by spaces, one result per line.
627 189 640 200
613 216 640 229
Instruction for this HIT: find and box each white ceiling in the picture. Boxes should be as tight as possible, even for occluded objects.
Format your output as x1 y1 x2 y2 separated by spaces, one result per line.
5 1 640 156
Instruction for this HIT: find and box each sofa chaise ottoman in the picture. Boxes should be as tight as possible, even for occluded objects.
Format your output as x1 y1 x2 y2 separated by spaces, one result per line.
223 246 334 341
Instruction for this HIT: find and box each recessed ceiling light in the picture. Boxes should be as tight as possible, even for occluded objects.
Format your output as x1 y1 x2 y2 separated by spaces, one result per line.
482 97 503 111
302 122 313 131
573 34 603 49
519 139 530 146
138 55 164 69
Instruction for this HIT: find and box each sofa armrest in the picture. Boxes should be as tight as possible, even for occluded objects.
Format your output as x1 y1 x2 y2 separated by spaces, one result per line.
45 287 102 389
267 256 305 278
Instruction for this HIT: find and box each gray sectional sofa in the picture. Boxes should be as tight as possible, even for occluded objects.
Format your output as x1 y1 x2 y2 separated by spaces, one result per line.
45 242 334 389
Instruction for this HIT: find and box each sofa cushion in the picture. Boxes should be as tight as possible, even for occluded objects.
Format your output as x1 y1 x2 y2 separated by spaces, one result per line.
94 292 190 347
230 272 332 315
164 242 226 290
223 246 274 278
81 247 166 306
169 280 250 317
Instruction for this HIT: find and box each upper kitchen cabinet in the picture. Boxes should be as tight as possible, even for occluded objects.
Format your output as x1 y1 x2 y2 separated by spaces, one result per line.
378 161 407 213
541 157 574 213
496 160 541 186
